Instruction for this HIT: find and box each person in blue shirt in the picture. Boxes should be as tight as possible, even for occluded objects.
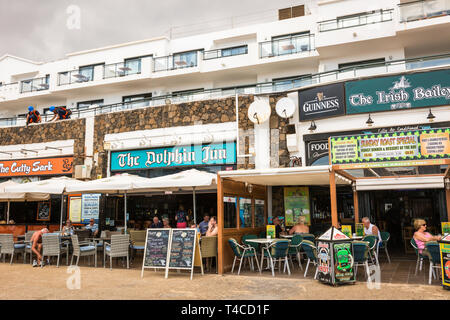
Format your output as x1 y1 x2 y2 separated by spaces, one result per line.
198 215 210 235
85 218 99 236
49 106 72 121
150 216 163 228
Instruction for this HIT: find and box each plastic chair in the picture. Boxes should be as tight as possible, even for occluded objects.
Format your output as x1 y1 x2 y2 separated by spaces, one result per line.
258 231 266 239
352 241 371 280
379 232 391 263
363 235 379 266
42 233 69 267
301 240 318 279
288 234 304 270
301 234 316 243
410 238 426 275
264 240 291 277
425 242 441 285
228 238 260 275
242 234 259 254
0 234 25 264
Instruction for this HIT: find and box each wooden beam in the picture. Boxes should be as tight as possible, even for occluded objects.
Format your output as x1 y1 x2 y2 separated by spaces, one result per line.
353 189 359 225
329 170 338 228
217 173 224 275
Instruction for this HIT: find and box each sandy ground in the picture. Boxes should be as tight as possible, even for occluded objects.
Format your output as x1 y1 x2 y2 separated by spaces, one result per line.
0 262 449 300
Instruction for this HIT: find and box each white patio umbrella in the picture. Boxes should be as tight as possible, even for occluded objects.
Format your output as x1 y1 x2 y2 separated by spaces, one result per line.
65 173 159 232
0 180 50 223
5 176 84 230
132 169 217 225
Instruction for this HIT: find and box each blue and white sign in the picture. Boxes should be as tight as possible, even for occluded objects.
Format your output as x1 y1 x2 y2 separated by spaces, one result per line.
111 142 236 171
81 193 101 223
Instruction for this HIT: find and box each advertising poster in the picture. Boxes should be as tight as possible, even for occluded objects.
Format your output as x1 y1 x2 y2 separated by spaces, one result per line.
333 242 355 283
239 198 252 228
69 196 82 223
442 222 450 235
266 225 276 239
440 243 450 288
345 69 450 114
317 242 331 283
341 225 352 238
37 201 51 221
355 223 364 237
254 199 265 227
81 193 101 223
284 187 310 226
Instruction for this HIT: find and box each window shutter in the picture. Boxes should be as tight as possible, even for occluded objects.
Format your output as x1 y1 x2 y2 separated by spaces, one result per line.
279 8 292 20
292 5 305 18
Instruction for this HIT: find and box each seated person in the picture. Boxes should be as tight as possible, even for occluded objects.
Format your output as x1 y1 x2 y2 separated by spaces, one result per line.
289 216 309 234
205 216 218 236
362 217 381 243
413 219 441 257
30 228 49 267
8 219 15 224
273 217 285 238
198 215 210 235
150 216 163 228
162 218 171 228
85 218 99 237
61 219 74 236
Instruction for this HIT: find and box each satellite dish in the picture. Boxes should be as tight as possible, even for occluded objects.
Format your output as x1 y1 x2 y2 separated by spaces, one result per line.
276 97 296 118
247 100 271 124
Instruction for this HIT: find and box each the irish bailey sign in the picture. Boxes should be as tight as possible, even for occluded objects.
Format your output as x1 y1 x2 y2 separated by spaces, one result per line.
346 69 450 114
330 128 450 168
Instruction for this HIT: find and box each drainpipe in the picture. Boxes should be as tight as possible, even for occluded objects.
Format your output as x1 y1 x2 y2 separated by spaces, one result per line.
107 150 111 178
235 93 252 159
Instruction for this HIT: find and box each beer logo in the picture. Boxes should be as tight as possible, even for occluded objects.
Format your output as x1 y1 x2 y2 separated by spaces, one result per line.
317 92 324 101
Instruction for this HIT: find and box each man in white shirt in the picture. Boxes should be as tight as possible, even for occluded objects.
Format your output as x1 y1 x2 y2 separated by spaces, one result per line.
362 217 382 242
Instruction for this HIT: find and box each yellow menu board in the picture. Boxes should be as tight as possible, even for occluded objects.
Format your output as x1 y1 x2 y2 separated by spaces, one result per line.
355 223 364 237
266 225 276 238
342 225 352 238
442 222 450 235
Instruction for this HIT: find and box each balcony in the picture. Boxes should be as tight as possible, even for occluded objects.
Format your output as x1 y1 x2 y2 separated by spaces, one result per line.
259 33 315 58
318 9 394 32
58 70 93 86
399 0 450 22
203 45 248 60
20 76 49 93
103 59 141 79
0 82 19 99
153 51 199 72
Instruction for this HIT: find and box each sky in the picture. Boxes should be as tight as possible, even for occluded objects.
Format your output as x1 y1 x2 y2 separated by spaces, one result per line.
0 0 300 62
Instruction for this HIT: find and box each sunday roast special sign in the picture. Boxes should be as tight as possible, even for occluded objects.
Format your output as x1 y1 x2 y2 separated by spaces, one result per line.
330 128 450 168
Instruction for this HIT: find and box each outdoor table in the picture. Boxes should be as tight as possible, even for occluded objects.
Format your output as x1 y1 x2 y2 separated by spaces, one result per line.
280 234 294 239
245 238 291 274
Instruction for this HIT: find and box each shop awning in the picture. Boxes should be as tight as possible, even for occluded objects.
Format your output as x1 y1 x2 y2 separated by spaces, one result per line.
5 176 84 195
355 175 445 191
218 166 351 186
0 180 49 201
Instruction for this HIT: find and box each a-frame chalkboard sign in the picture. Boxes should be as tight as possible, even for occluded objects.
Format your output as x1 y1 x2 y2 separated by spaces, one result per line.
141 228 171 278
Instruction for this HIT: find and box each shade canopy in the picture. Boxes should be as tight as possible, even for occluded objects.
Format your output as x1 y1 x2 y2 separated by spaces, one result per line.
5 176 83 195
133 169 217 191
0 180 49 201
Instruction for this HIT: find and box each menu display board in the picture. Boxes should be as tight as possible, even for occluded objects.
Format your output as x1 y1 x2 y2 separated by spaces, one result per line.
330 128 450 168
142 229 171 269
442 222 450 235
439 242 450 289
69 196 82 223
317 242 331 283
333 242 355 284
284 187 310 226
37 201 51 221
81 194 101 223
355 223 364 237
341 225 352 238
168 229 196 269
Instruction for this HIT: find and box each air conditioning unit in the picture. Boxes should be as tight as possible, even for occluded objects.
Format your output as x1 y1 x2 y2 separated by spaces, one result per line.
74 165 91 179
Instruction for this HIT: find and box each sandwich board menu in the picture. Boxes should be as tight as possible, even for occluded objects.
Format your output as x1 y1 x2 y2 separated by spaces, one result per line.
141 229 171 278
141 228 203 280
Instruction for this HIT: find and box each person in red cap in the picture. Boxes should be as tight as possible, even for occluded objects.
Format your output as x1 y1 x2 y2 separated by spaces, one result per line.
30 228 49 267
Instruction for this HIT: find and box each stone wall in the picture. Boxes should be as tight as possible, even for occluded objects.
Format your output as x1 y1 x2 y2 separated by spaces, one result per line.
0 119 86 174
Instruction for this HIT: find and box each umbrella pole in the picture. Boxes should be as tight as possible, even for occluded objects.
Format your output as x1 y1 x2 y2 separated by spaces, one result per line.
6 201 10 223
60 194 64 231
193 187 196 226
124 191 127 233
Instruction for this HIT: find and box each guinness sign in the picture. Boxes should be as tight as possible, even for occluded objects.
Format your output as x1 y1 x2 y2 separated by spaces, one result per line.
299 83 345 121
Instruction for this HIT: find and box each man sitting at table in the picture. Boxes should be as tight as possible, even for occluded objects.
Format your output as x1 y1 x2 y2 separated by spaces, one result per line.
273 217 285 238
362 217 381 243
85 218 99 237
198 215 210 235
30 228 49 267
150 216 163 228
289 216 309 234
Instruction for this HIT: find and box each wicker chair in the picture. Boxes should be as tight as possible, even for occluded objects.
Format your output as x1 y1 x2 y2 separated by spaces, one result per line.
0 234 25 264
42 234 69 267
70 234 97 267
129 230 146 263
200 236 218 273
24 231 36 264
74 229 91 245
104 234 130 270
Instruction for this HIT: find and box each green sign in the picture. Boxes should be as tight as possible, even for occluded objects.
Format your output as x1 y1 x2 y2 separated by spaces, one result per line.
346 69 450 114
330 128 450 166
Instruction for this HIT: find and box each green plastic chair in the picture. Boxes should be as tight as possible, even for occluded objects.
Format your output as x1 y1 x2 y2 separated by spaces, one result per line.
352 241 371 280
301 240 318 279
363 235 379 266
242 234 259 254
287 234 304 270
379 231 391 263
228 238 260 275
425 242 441 285
263 240 291 277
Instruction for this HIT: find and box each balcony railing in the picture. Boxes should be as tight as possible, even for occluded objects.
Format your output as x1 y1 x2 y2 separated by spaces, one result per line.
153 51 198 72
259 34 315 58
318 9 394 32
20 76 49 93
58 70 93 86
103 60 141 79
1 53 449 127
203 45 248 60
399 0 450 22
0 82 19 97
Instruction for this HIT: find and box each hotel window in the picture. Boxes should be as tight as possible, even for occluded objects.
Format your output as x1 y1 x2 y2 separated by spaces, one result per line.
278 5 305 20
221 45 248 57
122 93 152 108
76 99 104 110
78 63 104 81
338 58 385 71
273 74 313 89
171 88 204 97
173 51 198 69
124 57 142 74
